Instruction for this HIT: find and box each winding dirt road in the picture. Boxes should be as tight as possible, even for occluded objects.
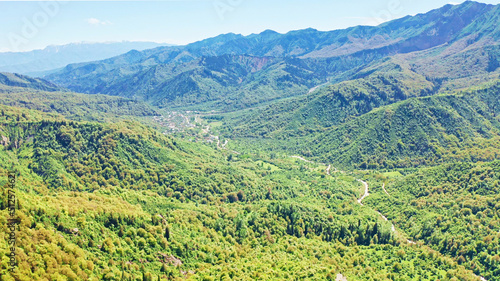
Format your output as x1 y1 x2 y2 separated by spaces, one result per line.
308 82 330 94
217 138 240 154
357 180 397 233
288 155 487 281
291 155 315 163
356 179 369 206
382 183 390 196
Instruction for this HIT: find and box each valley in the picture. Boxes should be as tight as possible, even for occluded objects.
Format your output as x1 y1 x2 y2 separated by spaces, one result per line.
1 1 500 280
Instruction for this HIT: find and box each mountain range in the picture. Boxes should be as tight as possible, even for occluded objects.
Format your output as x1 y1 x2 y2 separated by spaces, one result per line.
1 1 500 280
45 1 500 111
0 74 493 280
0 41 172 76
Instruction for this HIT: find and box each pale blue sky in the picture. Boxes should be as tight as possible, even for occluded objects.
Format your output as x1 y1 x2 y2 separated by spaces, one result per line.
1 0 500 52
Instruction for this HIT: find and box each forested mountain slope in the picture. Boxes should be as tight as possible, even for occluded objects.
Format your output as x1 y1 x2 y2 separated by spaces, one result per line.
0 104 483 280
0 72 64 92
0 74 159 123
0 2 499 280
224 80 500 171
220 37 500 137
364 160 500 280
301 81 500 168
221 59 436 137
45 1 500 111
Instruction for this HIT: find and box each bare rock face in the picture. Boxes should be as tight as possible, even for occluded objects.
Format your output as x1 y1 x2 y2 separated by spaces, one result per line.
336 274 348 281
0 135 9 146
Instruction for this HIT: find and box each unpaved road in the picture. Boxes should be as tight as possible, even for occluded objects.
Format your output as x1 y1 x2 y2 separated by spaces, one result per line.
289 155 488 280
291 155 315 163
217 139 228 149
357 180 409 236
217 138 240 155
357 179 369 206
308 82 330 94
382 183 390 196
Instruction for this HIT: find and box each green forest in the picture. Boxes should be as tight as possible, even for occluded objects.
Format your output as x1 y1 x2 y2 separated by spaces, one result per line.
0 87 494 280
0 104 476 280
1 1 500 280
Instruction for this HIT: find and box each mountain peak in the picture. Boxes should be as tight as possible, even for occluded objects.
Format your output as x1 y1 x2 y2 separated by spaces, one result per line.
45 1 500 111
260 29 280 35
287 27 319 34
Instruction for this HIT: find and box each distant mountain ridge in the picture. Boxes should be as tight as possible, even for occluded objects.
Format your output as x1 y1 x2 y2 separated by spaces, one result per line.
0 41 173 76
45 1 500 111
0 72 159 123
0 72 64 92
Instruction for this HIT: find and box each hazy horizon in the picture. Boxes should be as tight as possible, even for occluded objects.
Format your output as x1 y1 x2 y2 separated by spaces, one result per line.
2 0 500 53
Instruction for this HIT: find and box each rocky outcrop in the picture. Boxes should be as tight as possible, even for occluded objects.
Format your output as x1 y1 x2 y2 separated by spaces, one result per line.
0 135 9 146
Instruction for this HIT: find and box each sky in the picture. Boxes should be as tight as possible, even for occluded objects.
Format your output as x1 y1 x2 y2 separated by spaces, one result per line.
1 0 500 52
